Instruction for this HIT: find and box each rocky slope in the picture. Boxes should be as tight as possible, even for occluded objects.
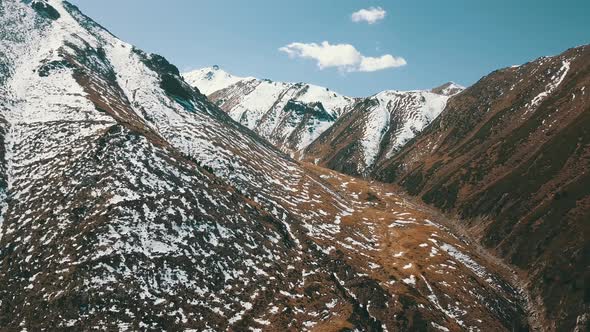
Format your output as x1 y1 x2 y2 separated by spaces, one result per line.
304 85 461 176
0 0 530 330
374 45 590 331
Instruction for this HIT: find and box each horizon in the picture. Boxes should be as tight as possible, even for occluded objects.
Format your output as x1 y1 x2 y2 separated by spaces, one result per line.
68 0 590 97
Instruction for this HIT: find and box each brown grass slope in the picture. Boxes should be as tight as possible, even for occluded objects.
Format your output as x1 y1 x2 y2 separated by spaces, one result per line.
374 45 590 331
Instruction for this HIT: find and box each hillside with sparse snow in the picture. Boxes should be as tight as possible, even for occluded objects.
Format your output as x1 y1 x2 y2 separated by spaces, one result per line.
374 46 590 332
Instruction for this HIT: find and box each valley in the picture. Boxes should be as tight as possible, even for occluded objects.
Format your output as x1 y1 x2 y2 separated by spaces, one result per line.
187 45 590 332
0 1 587 331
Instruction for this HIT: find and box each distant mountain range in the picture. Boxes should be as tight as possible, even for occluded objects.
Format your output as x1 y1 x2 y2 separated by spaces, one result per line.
184 66 463 175
185 66 357 153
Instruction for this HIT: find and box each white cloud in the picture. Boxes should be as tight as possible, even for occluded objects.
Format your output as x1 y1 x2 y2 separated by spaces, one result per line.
279 41 406 73
351 7 387 24
359 54 406 72
279 42 361 70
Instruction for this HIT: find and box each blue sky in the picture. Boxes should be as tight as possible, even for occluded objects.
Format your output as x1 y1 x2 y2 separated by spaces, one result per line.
69 0 589 97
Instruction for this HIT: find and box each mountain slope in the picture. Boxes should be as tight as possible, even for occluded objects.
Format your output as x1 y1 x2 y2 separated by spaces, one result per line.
303 86 459 176
374 45 590 331
0 1 529 330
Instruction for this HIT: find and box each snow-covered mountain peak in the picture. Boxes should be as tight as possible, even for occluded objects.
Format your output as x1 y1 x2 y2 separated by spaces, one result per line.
304 88 452 175
184 68 356 153
183 66 252 95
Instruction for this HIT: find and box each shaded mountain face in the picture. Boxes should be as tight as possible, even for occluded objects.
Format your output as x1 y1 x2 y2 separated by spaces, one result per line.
0 1 530 331
303 88 456 177
374 45 590 331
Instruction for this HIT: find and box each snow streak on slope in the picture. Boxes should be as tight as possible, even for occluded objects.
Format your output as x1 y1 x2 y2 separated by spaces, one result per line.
361 100 390 168
362 90 449 167
304 88 455 176
528 60 570 109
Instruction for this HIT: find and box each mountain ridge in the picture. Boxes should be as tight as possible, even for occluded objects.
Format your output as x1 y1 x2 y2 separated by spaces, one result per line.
184 66 463 161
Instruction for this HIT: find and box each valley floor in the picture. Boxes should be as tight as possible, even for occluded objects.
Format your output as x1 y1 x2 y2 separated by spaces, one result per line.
282 163 532 331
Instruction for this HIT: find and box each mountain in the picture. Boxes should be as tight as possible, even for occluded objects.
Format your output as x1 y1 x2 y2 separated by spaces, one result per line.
184 66 356 153
184 65 252 95
0 0 530 330
303 85 460 176
374 45 590 331
184 67 462 161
